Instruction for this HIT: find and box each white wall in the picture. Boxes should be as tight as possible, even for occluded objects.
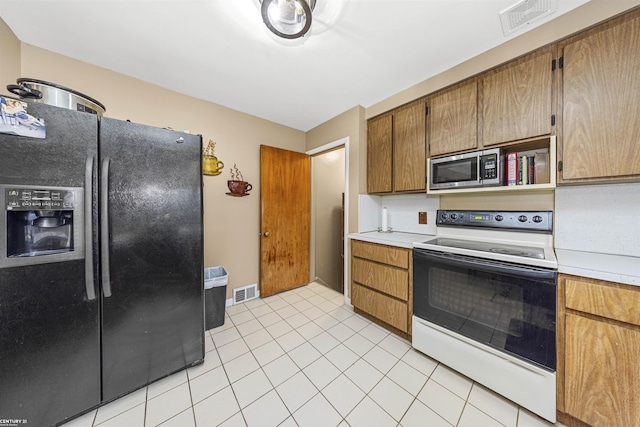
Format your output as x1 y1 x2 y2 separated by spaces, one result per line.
555 183 640 257
358 194 440 235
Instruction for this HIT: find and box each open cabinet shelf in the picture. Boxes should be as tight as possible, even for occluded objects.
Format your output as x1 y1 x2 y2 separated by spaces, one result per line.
427 136 556 195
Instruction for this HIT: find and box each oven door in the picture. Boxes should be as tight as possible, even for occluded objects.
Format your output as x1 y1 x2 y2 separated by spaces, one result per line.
413 248 557 371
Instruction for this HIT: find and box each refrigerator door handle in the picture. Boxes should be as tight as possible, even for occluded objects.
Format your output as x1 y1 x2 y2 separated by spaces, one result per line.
84 156 97 301
101 157 112 298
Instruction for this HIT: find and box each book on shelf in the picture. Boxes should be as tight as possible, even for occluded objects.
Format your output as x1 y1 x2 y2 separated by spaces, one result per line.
520 155 528 185
505 147 550 186
507 152 518 186
528 156 535 184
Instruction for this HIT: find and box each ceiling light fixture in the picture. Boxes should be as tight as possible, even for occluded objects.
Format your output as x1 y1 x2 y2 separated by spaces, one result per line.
260 0 316 39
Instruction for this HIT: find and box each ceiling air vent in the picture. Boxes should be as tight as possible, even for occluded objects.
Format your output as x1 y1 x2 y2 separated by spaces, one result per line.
500 0 558 36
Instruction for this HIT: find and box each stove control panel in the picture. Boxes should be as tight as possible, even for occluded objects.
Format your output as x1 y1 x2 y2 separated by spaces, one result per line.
437 210 552 232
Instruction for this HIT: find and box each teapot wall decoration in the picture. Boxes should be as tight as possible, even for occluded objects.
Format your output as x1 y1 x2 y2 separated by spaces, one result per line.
202 140 224 176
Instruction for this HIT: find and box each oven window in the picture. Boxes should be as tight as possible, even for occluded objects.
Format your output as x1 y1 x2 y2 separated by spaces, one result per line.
413 250 557 370
429 268 525 342
432 157 478 184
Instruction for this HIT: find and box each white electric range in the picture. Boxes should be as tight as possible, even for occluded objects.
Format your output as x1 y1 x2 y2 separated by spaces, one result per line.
411 210 558 423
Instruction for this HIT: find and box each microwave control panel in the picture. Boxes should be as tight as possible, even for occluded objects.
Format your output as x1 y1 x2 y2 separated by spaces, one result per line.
480 154 498 179
5 188 75 211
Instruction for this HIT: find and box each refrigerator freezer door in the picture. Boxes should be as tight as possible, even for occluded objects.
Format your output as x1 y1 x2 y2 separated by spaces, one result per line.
99 118 204 401
0 102 100 426
0 261 101 427
0 102 98 187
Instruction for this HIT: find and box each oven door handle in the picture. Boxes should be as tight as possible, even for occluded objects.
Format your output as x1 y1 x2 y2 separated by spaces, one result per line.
413 249 557 281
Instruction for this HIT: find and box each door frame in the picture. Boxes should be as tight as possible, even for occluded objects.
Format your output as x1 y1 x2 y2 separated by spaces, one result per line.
306 136 350 305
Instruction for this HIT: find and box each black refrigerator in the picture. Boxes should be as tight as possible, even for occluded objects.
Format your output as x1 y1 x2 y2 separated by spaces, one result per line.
0 101 204 426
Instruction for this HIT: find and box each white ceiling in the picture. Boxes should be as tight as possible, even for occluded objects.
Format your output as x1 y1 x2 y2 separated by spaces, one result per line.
0 0 591 131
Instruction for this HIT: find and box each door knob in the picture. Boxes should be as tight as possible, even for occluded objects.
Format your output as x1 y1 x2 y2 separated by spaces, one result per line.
263 231 270 237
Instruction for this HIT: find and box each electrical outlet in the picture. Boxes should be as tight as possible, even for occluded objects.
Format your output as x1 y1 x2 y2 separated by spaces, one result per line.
418 212 427 224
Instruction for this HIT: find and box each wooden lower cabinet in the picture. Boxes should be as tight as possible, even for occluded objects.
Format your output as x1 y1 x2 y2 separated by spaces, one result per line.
558 274 640 426
351 283 408 332
350 240 412 337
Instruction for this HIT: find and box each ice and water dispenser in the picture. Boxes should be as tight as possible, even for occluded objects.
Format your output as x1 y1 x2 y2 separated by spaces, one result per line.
1 185 85 268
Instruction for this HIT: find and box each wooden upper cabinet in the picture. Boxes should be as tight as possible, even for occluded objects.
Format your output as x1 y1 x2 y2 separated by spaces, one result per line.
428 81 478 157
367 114 393 193
481 48 554 146
367 101 426 194
559 11 640 182
393 101 426 192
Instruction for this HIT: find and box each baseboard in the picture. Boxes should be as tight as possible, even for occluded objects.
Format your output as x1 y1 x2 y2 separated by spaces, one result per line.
225 298 233 307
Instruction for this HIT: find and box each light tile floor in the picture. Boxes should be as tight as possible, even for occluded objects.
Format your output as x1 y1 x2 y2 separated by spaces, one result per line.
63 282 563 427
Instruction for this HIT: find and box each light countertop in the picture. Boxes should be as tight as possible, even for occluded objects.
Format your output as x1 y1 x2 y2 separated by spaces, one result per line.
348 232 640 287
348 231 434 249
555 249 640 287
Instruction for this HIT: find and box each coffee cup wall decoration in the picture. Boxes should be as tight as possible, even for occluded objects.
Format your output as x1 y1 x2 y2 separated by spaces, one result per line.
202 140 224 176
227 163 252 197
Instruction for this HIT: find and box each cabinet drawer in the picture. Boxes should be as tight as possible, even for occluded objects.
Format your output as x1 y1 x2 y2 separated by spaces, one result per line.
351 240 409 269
566 279 640 326
352 258 408 300
351 282 408 332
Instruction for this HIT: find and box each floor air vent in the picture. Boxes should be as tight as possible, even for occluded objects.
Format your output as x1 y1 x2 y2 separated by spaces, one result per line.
233 284 258 304
500 0 557 36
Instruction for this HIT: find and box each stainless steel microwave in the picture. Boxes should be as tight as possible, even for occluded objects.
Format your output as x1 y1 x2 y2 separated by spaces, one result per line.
429 148 503 190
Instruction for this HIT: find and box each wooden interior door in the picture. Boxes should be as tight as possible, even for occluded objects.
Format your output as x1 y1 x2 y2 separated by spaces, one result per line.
260 145 311 297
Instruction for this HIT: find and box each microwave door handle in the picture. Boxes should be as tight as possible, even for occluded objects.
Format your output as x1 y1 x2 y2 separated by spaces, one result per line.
100 157 112 298
84 156 96 301
414 249 556 281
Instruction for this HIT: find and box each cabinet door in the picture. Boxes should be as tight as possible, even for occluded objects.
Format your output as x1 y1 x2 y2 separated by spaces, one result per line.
393 102 426 192
429 81 478 156
565 313 640 426
367 114 393 193
560 13 640 181
482 49 553 146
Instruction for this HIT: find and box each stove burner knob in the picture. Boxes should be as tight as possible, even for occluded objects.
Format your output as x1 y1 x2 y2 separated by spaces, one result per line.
440 213 448 220
533 215 543 223
450 214 458 220
518 215 528 223
495 215 504 221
